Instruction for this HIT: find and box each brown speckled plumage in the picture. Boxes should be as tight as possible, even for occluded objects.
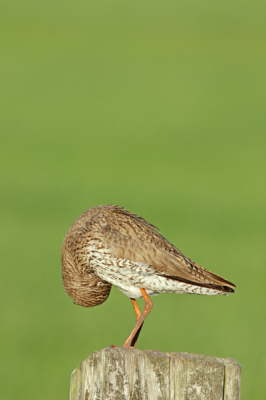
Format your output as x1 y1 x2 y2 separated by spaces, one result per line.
61 207 112 307
61 205 235 347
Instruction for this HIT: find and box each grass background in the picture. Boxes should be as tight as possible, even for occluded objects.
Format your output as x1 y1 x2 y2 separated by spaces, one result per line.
1 0 265 398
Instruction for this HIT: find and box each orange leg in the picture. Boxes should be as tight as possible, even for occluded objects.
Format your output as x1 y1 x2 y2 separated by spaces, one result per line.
130 298 143 347
110 297 145 349
131 298 142 320
122 289 153 348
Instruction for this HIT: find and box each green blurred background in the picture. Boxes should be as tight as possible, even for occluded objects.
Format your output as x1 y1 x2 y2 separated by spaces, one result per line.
1 0 265 398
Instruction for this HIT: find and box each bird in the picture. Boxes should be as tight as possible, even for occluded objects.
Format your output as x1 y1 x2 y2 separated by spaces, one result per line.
61 204 235 348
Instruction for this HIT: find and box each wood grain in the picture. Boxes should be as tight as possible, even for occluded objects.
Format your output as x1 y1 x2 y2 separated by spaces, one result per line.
70 347 241 400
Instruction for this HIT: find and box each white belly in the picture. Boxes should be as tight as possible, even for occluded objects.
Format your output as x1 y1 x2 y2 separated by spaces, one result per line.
91 257 223 298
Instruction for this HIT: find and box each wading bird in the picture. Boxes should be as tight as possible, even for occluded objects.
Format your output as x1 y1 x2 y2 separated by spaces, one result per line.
61 205 235 348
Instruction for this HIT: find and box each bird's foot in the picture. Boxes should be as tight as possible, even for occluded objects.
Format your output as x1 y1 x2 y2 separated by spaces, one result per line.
110 343 136 349
122 343 135 349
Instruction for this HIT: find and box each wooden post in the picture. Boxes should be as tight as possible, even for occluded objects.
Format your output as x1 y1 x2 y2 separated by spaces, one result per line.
70 347 241 400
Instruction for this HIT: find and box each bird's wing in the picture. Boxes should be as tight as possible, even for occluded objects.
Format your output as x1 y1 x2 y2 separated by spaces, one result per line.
97 206 235 292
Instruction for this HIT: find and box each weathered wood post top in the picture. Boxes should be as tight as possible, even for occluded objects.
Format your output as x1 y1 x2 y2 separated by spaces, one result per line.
70 347 241 400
